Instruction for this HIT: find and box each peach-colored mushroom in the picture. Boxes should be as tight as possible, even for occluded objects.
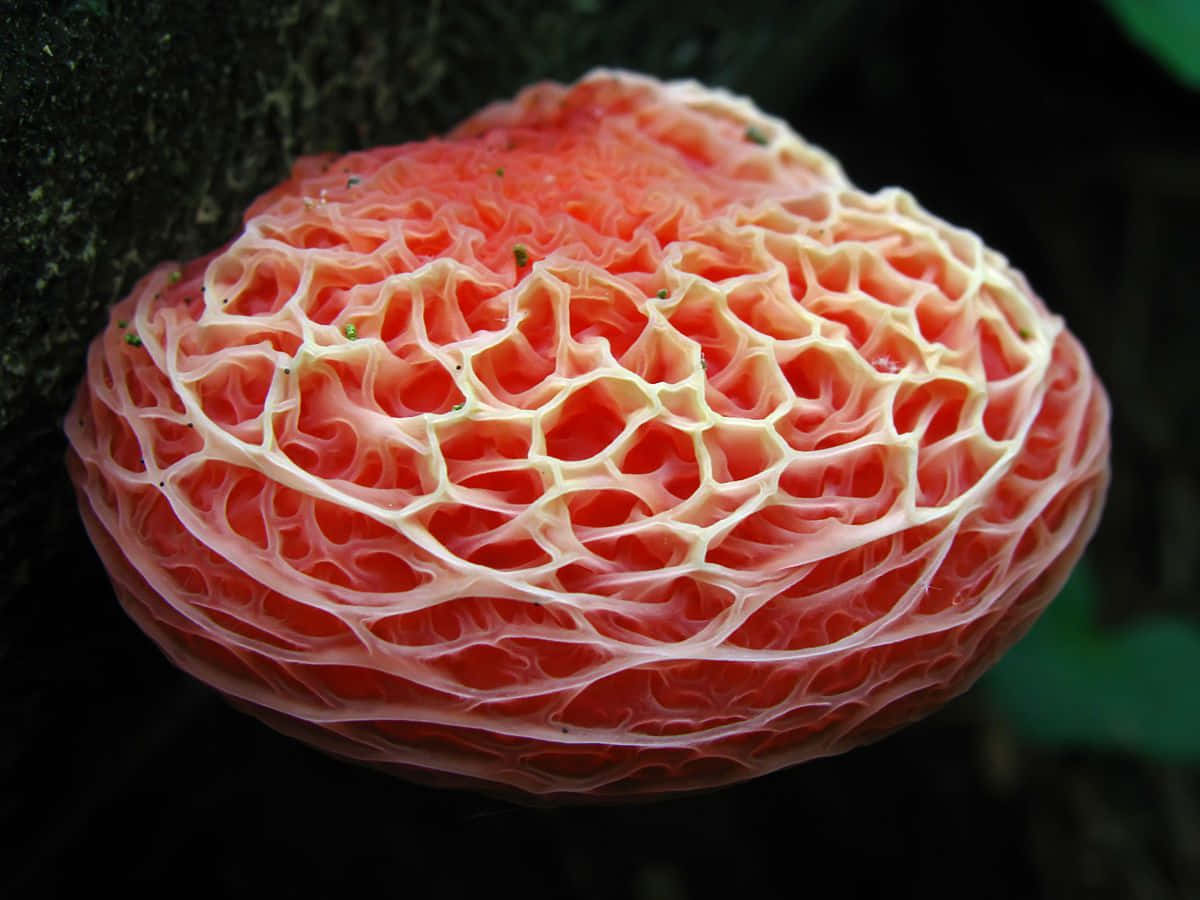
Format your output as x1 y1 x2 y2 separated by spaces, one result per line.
65 69 1109 801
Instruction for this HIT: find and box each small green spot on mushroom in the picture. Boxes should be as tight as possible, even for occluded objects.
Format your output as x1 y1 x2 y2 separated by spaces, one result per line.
700 356 707 371
344 323 358 340
124 332 142 347
452 402 465 411
514 244 530 267
1018 328 1032 340
347 176 362 188
745 126 769 146
495 167 505 177
167 270 182 285
656 289 668 299
117 319 127 329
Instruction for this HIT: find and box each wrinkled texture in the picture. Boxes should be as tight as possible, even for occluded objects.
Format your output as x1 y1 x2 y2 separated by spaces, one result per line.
65 70 1110 800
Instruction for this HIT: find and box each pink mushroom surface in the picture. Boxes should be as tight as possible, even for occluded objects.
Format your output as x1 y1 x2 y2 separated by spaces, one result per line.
65 69 1110 800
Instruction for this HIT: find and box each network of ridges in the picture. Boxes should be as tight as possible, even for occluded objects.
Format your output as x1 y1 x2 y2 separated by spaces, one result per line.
64 70 1111 799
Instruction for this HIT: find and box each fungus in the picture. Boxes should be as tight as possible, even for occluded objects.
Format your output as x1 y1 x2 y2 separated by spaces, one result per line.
65 69 1110 802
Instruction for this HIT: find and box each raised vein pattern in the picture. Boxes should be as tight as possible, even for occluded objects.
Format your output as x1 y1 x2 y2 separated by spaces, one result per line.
66 70 1110 800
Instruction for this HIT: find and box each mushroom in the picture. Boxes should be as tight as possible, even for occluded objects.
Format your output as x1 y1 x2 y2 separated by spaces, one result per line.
65 69 1110 801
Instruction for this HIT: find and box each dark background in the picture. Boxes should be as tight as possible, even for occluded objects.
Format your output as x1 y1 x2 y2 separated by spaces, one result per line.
2 1 1198 897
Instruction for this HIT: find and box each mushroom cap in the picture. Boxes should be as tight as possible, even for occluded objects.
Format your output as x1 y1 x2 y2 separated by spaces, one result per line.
66 69 1110 801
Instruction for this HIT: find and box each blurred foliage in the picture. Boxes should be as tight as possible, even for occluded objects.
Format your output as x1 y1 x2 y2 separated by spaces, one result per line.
984 559 1200 761
1103 0 1200 89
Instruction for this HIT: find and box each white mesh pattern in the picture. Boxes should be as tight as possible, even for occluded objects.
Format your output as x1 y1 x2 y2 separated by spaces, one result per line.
65 70 1110 800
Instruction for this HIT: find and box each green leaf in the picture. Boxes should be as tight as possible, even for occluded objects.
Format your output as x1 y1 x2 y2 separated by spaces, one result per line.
981 558 1200 761
1103 0 1200 90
